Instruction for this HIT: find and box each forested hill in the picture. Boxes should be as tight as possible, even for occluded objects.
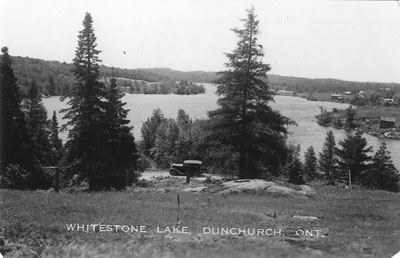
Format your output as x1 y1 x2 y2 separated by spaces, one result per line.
8 56 400 96
9 56 205 96
268 74 400 93
138 68 218 83
138 68 400 92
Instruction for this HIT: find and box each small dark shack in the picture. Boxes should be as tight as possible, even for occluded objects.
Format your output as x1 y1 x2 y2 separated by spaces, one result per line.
379 116 396 129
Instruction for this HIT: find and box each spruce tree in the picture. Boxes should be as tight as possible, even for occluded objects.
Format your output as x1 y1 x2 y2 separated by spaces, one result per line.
335 132 372 186
345 106 356 128
319 130 338 184
208 7 292 179
288 157 305 185
48 75 56 96
25 80 52 167
49 111 64 165
61 13 109 189
103 77 139 188
1 48 50 189
362 142 399 192
0 47 32 175
304 146 318 181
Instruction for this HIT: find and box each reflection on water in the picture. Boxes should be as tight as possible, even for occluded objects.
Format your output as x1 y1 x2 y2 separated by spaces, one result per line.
42 84 399 169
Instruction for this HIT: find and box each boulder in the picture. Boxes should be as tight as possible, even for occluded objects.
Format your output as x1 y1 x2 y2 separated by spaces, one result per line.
266 184 297 195
297 185 316 196
292 215 319 221
221 179 276 191
182 186 208 193
219 180 275 194
219 179 316 197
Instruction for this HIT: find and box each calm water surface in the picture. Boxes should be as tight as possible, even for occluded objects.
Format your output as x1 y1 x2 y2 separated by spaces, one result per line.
42 84 400 169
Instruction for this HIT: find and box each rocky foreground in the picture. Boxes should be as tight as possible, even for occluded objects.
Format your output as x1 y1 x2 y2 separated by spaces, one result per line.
136 171 316 198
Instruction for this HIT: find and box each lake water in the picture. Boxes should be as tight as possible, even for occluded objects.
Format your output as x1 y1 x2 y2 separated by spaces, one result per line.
42 84 400 169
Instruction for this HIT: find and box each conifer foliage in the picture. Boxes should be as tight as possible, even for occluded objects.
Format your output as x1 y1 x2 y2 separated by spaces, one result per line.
1 48 54 189
362 142 399 192
49 111 64 165
319 130 338 184
25 80 53 167
288 158 305 185
103 77 139 188
208 7 292 179
304 146 318 181
335 132 372 186
1 47 31 172
62 13 138 190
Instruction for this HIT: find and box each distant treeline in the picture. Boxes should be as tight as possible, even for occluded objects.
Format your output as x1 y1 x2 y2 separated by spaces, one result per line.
8 56 207 96
8 56 400 97
268 74 400 93
108 78 205 95
137 68 219 83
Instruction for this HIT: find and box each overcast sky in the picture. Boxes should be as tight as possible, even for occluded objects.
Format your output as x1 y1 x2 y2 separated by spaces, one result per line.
1 0 400 83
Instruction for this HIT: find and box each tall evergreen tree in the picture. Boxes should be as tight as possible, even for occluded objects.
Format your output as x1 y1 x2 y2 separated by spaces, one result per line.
62 14 138 189
0 47 31 174
288 158 305 185
304 146 318 181
362 142 399 192
345 106 356 128
208 7 292 179
1 47 51 189
319 130 338 184
102 77 139 188
61 13 110 189
335 132 372 186
48 75 56 96
49 111 64 165
25 80 52 166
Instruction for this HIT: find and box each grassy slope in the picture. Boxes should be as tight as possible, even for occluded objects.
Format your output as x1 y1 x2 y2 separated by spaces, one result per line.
1 183 399 258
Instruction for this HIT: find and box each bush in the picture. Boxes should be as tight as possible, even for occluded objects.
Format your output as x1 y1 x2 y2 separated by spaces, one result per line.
288 158 305 185
361 142 399 192
136 155 151 172
0 164 30 189
0 164 52 189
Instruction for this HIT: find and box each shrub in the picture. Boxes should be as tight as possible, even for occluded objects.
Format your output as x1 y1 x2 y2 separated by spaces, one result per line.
288 158 305 185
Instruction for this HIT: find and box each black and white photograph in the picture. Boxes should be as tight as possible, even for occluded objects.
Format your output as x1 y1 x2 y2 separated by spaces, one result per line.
1 0 400 257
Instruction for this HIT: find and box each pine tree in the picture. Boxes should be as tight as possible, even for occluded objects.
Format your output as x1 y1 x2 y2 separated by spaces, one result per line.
345 106 356 128
25 80 52 167
319 130 338 184
304 146 318 181
48 75 56 96
61 13 109 189
208 7 292 179
49 111 64 165
362 142 399 192
0 47 32 177
335 132 372 186
102 77 139 188
1 47 50 189
288 157 305 185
